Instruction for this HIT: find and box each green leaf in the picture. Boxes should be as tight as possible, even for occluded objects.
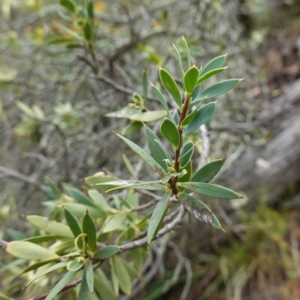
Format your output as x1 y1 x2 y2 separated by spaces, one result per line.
151 84 172 119
26 215 73 237
93 245 120 260
122 154 138 180
159 68 182 107
67 259 84 272
199 54 227 76
24 235 64 244
6 241 59 260
61 203 104 218
88 189 114 213
142 68 148 101
100 180 165 194
22 258 60 274
178 193 223 230
94 269 117 300
116 134 166 175
147 191 171 244
191 159 225 183
177 182 244 199
184 102 216 135
105 106 141 119
64 207 82 237
0 294 14 300
110 260 119 296
180 142 194 168
182 36 192 68
45 271 75 300
63 185 95 207
145 126 171 171
181 109 198 127
82 211 97 252
102 214 127 233
193 79 241 103
172 44 184 77
184 66 199 93
129 110 167 122
113 256 131 295
122 121 143 135
24 261 68 288
85 259 94 292
87 0 94 20
84 22 93 41
178 161 192 183
75 233 87 251
160 118 180 147
60 0 76 13
78 272 90 300
196 67 227 86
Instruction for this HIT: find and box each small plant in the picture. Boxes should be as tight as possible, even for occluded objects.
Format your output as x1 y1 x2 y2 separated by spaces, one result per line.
0 37 243 299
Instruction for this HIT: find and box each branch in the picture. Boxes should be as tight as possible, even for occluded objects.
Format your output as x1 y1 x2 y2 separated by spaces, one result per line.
120 205 185 251
92 74 158 102
0 166 44 189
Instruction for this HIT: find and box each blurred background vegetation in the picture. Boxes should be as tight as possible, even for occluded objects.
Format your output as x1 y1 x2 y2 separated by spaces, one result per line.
1 0 300 299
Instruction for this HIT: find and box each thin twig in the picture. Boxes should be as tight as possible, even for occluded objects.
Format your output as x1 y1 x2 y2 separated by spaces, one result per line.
120 205 185 251
0 166 44 189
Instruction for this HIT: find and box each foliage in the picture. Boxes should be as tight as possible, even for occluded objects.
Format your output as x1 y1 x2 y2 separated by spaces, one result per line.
0 1 243 298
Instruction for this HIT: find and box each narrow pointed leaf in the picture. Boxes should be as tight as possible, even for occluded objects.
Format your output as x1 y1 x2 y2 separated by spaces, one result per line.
82 211 96 252
192 159 225 183
182 36 192 68
63 185 95 207
160 118 180 147
102 214 127 233
151 84 172 119
178 161 192 183
147 191 171 244
184 66 199 93
122 121 143 135
122 154 138 180
6 241 59 260
180 142 194 168
24 261 68 288
94 269 117 300
64 207 82 238
24 234 64 244
182 108 198 127
85 259 94 292
114 256 131 295
60 0 76 13
88 189 114 212
78 273 90 300
100 180 165 194
199 54 227 76
194 79 241 103
142 69 148 101
22 258 61 274
45 271 75 300
145 126 171 171
172 43 184 77
178 193 223 230
159 68 182 107
196 67 228 85
26 216 73 237
185 102 216 135
178 182 244 199
93 245 120 260
117 134 166 175
129 110 167 122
